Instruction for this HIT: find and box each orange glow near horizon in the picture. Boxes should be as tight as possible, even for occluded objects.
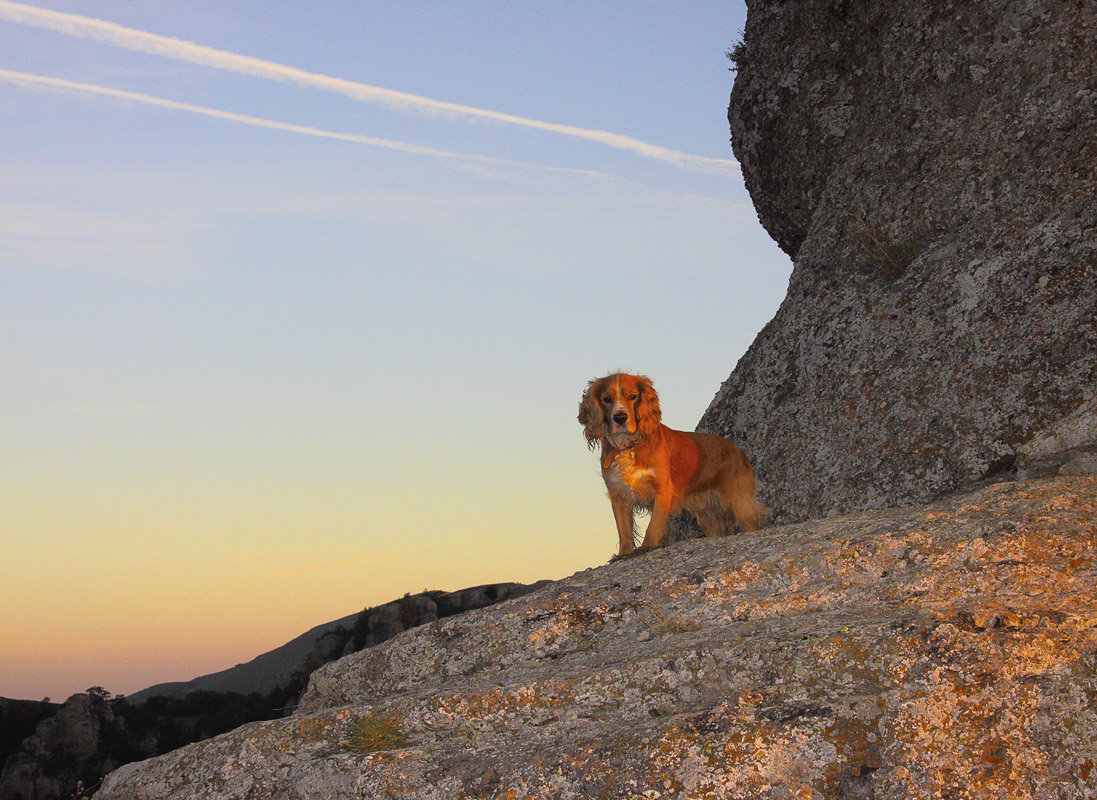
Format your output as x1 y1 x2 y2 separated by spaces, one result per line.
0 443 612 700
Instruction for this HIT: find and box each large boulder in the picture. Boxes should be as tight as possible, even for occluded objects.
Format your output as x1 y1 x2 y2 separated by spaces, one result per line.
707 0 1097 523
97 478 1097 799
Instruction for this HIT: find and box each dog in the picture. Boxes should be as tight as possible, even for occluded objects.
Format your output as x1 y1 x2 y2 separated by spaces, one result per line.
578 372 768 557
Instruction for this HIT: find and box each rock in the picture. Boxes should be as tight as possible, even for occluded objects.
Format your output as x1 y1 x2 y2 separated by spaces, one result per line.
1016 398 1097 479
309 630 349 665
0 691 116 800
397 593 439 626
443 582 546 614
364 605 405 646
706 0 1097 523
356 584 543 649
0 698 59 769
97 478 1097 799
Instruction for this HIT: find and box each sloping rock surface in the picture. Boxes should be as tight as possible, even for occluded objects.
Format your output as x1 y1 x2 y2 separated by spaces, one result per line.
709 0 1097 522
99 477 1097 799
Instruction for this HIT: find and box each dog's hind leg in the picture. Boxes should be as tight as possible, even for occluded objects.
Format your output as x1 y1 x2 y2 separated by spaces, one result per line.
693 504 731 538
720 474 765 533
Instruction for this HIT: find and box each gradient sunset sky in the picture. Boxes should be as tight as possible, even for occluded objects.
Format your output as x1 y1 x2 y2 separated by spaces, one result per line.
0 0 791 702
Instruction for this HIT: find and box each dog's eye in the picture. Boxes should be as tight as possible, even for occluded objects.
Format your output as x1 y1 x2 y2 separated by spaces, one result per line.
627 393 638 401
602 396 613 404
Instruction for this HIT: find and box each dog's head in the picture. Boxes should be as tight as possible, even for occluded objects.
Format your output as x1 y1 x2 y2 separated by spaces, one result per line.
578 372 662 450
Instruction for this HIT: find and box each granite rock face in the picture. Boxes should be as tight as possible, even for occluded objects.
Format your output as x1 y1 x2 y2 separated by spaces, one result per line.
98 478 1097 799
709 0 1097 523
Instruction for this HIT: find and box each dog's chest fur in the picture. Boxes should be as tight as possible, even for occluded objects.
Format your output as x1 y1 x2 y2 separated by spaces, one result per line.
603 448 656 504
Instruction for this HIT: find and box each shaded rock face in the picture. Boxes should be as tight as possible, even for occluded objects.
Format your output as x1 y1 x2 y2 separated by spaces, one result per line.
0 699 59 773
710 0 1097 522
0 692 117 800
98 478 1097 799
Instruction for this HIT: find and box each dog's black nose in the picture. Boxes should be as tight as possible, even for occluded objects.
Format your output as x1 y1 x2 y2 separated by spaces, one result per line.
613 412 628 425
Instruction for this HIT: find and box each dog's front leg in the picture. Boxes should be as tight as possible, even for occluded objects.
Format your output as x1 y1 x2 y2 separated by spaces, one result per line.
640 493 672 549
610 495 636 556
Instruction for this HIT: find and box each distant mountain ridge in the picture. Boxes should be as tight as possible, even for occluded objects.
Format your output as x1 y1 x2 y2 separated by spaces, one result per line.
127 613 360 704
126 581 547 705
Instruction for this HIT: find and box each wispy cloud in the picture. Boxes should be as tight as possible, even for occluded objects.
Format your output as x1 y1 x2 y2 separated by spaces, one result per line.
0 69 606 180
0 0 739 177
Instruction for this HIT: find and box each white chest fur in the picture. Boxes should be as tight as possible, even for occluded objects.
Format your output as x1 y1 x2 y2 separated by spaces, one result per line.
603 449 656 503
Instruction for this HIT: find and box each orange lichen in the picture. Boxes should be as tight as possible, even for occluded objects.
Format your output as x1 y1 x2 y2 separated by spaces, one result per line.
293 708 354 742
527 601 610 647
430 681 575 724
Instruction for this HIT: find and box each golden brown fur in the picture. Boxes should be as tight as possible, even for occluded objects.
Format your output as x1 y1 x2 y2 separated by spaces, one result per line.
578 372 768 556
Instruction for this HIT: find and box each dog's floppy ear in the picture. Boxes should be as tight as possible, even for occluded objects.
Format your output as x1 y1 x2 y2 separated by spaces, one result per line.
578 377 608 450
635 375 662 439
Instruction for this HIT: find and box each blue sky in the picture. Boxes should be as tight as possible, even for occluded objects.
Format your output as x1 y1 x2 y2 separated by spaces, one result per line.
0 1 791 701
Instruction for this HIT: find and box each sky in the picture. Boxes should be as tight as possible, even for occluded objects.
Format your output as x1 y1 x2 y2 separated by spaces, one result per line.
0 1 791 702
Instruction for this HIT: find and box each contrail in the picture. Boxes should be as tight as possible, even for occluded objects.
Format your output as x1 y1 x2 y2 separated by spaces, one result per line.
0 0 739 177
0 68 606 178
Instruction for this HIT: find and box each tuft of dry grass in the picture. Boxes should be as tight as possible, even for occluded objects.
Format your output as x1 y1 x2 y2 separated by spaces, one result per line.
343 714 407 753
853 215 926 280
634 600 701 635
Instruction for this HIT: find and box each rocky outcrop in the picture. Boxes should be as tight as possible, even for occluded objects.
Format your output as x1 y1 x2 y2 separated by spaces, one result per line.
706 0 1097 523
98 477 1097 799
1016 398 1097 480
0 691 120 800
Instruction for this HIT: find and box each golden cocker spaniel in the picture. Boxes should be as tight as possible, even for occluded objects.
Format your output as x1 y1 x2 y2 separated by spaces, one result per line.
578 372 768 557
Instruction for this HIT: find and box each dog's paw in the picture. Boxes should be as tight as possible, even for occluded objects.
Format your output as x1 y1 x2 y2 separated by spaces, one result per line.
609 546 654 562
